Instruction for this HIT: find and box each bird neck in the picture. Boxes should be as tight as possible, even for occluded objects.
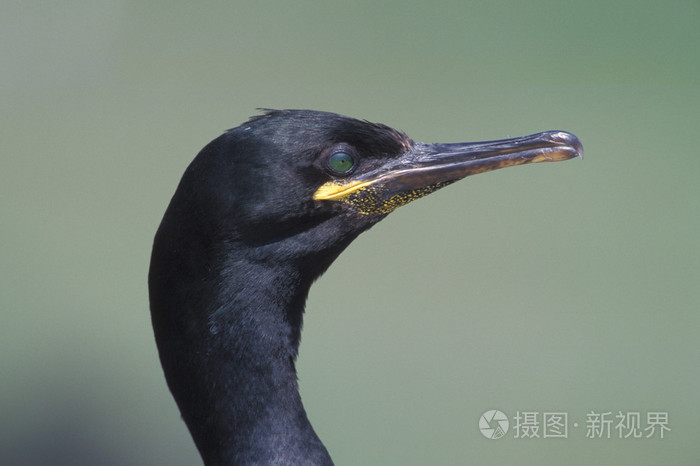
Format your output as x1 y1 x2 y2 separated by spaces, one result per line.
150 247 334 465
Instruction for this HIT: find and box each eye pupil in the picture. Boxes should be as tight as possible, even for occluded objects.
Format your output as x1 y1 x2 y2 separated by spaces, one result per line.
328 152 355 174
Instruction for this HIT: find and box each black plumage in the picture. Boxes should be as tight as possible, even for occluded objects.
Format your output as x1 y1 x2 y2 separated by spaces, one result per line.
149 109 581 465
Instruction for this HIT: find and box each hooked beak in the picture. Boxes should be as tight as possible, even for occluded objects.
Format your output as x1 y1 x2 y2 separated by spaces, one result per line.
314 130 583 215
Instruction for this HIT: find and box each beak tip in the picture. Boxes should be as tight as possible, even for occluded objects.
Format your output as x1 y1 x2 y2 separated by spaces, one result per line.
550 131 584 160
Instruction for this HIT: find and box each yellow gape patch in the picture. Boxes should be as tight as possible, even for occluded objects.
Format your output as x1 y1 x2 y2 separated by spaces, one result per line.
312 180 374 201
314 181 453 215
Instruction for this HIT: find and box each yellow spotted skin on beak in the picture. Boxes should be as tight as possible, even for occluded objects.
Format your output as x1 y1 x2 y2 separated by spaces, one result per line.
315 181 453 215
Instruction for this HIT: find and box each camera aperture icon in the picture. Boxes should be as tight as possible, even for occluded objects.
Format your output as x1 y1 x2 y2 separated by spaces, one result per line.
480 410 509 439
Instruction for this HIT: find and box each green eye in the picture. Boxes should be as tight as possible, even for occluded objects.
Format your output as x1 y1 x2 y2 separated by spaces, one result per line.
328 151 356 175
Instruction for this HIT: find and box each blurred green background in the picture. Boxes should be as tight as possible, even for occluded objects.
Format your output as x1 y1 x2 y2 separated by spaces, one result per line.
2 1 698 465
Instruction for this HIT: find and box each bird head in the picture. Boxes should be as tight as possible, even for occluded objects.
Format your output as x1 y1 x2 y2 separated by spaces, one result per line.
161 109 581 274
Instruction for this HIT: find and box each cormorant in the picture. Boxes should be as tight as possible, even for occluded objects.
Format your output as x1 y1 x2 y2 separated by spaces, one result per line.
149 109 582 465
